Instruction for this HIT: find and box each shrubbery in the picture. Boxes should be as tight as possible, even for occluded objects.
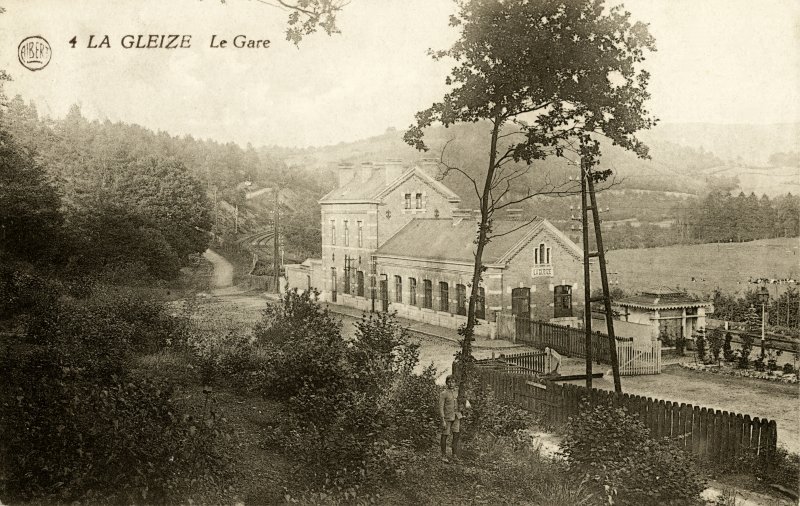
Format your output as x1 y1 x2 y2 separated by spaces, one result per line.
0 280 222 504
561 404 705 505
1 351 220 504
464 379 533 441
255 290 440 488
23 285 189 380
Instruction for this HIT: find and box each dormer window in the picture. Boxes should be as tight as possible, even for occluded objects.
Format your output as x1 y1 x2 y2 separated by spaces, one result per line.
415 193 423 209
404 193 412 209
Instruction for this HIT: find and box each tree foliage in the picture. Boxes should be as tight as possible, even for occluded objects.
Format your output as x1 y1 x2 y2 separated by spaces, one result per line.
216 0 347 46
254 290 439 485
405 0 656 398
0 129 63 263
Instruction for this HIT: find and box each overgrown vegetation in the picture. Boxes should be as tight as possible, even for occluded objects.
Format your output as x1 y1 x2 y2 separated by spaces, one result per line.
0 277 224 504
254 290 439 490
561 404 706 506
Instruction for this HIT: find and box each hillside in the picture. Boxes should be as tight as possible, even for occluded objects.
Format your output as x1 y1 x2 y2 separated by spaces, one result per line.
281 122 799 205
640 123 800 166
598 238 800 297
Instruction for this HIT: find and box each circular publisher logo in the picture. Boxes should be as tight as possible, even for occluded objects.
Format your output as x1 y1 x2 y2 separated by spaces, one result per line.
18 36 51 71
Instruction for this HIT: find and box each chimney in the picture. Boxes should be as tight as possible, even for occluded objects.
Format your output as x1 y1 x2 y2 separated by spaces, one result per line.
419 157 441 179
358 161 379 183
337 162 354 187
385 158 404 184
506 208 524 221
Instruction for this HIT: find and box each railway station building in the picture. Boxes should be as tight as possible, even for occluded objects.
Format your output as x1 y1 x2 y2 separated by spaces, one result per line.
285 159 586 337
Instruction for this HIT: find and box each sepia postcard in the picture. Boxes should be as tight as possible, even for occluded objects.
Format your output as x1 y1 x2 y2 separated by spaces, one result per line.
1 1 798 504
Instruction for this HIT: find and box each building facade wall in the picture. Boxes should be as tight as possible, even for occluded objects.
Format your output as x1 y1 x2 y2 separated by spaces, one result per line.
375 174 458 247
319 172 460 302
320 203 377 301
498 227 584 322
369 255 494 337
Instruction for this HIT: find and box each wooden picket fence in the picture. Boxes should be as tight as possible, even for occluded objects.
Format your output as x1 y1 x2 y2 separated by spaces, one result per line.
498 315 661 375
513 316 616 361
457 364 778 466
474 351 550 377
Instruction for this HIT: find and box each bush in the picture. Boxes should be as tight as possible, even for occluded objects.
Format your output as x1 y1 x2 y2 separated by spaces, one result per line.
464 380 533 441
387 364 440 450
694 328 707 363
723 332 736 362
25 286 188 380
1 349 222 504
765 345 782 373
737 333 754 369
561 404 705 505
782 362 796 375
721 445 800 495
708 328 724 364
187 329 257 387
255 291 438 488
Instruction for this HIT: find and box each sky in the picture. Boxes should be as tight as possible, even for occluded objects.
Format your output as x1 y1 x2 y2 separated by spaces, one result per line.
0 0 798 148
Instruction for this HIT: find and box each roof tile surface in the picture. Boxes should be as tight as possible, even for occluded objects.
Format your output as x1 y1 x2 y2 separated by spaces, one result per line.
375 218 544 264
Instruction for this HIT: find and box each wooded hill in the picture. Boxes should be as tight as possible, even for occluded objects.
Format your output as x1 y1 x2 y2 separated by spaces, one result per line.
283 121 799 200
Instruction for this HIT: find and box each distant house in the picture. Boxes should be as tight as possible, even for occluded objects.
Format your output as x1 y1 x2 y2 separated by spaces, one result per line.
613 288 713 344
285 158 585 337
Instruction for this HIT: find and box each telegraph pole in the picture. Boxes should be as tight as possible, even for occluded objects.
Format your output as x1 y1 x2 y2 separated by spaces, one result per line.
581 157 622 393
273 188 280 293
580 158 593 390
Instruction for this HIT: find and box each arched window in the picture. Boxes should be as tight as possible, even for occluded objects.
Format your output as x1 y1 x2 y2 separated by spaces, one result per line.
554 285 573 318
456 284 467 315
423 280 433 309
439 282 449 312
394 275 403 303
535 243 551 265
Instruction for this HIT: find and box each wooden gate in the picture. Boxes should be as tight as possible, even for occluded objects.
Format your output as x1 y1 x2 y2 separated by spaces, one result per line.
617 339 661 375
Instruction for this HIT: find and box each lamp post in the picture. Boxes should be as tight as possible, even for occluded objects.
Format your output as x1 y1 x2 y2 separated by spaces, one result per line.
757 286 769 357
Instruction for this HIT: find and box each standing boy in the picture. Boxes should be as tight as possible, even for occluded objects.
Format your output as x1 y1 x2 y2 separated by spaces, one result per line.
438 375 462 462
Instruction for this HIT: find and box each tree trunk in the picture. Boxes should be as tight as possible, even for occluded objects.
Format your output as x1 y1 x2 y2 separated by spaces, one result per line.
274 188 280 293
458 117 502 409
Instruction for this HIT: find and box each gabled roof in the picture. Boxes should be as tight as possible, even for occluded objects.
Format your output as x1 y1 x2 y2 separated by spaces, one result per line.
496 219 583 265
616 289 712 310
319 167 461 204
375 167 461 203
374 217 580 266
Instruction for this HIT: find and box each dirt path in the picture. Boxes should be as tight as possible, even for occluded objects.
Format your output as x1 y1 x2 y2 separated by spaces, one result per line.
203 249 234 290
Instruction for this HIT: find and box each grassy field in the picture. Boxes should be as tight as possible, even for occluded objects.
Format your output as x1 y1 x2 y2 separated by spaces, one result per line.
600 237 800 296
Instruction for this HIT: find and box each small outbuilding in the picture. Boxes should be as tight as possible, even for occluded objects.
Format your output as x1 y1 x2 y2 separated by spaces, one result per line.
614 287 713 344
